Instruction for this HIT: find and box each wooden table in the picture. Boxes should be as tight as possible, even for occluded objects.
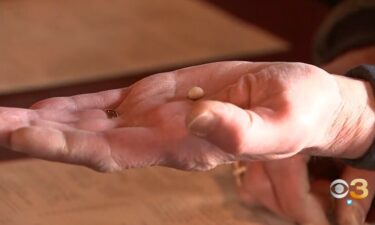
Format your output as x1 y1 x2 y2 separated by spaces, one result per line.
0 0 287 95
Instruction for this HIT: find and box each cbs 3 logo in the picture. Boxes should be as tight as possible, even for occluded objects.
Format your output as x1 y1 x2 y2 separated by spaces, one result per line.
330 179 369 199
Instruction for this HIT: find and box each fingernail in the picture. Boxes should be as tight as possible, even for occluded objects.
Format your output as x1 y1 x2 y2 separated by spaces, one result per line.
187 111 216 137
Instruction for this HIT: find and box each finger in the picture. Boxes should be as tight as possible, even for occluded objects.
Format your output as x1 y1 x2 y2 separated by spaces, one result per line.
186 100 293 159
33 109 80 123
336 167 375 225
9 125 162 172
9 126 116 171
0 107 36 147
29 115 117 132
15 108 114 132
238 162 285 217
124 62 272 107
264 155 330 225
207 72 252 108
72 118 118 132
204 65 284 107
39 109 109 122
30 87 130 111
174 61 274 99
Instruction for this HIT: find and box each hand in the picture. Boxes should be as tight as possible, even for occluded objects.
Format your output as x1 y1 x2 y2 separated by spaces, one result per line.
237 156 332 225
186 62 375 160
237 50 375 225
0 62 373 171
238 157 375 225
0 62 267 171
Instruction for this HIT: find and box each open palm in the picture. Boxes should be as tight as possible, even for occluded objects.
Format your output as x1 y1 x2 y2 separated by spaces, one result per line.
0 62 343 171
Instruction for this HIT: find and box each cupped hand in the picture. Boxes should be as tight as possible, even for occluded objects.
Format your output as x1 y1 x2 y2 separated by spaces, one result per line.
0 61 366 171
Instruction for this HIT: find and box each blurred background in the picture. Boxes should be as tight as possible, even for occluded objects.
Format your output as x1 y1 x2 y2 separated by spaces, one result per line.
0 0 332 108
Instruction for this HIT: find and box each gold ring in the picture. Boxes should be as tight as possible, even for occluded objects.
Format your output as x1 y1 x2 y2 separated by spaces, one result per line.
104 109 119 119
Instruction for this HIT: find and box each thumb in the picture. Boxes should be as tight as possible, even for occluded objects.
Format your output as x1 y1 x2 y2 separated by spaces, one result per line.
186 100 294 159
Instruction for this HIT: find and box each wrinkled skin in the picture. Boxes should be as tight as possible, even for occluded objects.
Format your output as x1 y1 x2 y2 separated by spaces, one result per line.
239 47 375 225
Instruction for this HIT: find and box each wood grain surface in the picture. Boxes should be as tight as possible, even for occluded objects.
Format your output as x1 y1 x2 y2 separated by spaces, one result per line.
0 159 293 225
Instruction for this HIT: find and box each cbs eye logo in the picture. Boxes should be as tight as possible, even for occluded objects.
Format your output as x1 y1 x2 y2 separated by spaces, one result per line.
330 179 369 200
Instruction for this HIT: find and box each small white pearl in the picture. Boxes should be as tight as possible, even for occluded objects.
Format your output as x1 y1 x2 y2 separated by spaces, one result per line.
187 86 205 100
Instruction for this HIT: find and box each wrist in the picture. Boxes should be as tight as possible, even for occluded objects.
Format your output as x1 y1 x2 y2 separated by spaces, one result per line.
322 75 375 159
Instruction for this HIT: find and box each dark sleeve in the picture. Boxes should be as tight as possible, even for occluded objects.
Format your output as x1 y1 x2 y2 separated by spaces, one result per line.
346 65 375 81
313 0 375 65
